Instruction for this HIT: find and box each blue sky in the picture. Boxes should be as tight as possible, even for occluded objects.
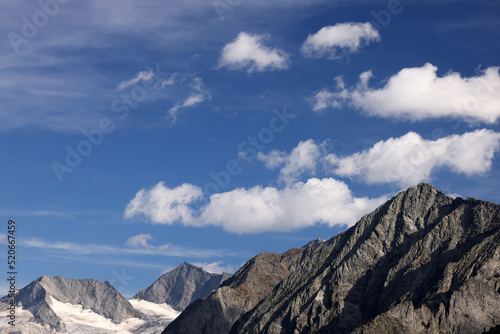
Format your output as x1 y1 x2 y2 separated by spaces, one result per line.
1 0 500 297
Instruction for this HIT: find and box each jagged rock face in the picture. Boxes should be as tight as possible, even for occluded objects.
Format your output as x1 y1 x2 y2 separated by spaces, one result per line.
232 183 500 334
133 262 231 311
16 275 141 332
163 243 327 334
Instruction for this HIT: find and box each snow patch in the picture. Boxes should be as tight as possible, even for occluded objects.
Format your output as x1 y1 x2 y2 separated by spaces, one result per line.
50 296 143 333
128 299 180 320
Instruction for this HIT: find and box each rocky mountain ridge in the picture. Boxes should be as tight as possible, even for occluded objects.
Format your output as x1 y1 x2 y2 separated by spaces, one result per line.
166 183 500 334
163 238 328 334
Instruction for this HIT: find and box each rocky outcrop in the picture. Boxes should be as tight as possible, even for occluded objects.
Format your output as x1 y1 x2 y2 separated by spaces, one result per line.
133 262 231 311
16 275 141 332
162 243 327 334
302 238 326 248
232 183 500 333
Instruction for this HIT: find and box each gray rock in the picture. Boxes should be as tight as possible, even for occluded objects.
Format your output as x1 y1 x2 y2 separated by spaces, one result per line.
132 262 230 311
302 238 326 248
232 183 500 333
16 275 141 332
162 243 327 334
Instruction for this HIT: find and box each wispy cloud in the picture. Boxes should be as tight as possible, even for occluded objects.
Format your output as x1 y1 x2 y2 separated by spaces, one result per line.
126 234 171 251
0 209 118 219
16 235 231 258
117 70 156 90
167 77 211 122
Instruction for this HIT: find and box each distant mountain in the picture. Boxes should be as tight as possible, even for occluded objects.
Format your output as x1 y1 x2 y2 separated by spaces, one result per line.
133 262 231 311
302 237 326 248
165 183 500 334
0 275 179 334
162 243 327 334
13 275 141 332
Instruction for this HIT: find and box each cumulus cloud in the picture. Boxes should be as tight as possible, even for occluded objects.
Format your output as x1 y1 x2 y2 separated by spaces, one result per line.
124 182 203 225
257 139 323 183
301 22 380 60
124 178 386 234
190 261 236 274
200 178 386 233
218 32 290 73
325 129 500 187
124 130 500 233
126 234 171 250
311 63 500 123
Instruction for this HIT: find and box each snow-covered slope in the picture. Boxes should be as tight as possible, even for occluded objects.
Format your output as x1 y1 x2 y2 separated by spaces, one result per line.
0 297 180 334
0 275 181 334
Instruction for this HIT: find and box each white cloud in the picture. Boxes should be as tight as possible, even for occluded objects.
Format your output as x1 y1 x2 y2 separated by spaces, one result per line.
167 77 210 122
199 178 386 234
218 32 290 73
0 234 7 244
124 182 203 225
116 70 210 122
301 22 380 60
124 178 385 234
124 129 500 234
325 129 500 187
126 234 171 250
117 70 155 90
257 139 323 183
312 63 500 124
21 236 227 258
190 261 236 274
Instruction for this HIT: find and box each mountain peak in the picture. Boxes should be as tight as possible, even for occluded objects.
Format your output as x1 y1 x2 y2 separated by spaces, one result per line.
133 262 231 311
231 184 500 334
16 275 141 332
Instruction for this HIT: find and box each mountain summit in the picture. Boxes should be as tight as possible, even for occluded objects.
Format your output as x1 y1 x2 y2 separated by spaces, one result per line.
133 262 231 311
165 183 500 334
15 275 141 332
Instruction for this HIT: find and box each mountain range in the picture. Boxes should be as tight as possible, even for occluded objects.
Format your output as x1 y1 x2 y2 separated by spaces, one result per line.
0 263 229 333
1 184 499 334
